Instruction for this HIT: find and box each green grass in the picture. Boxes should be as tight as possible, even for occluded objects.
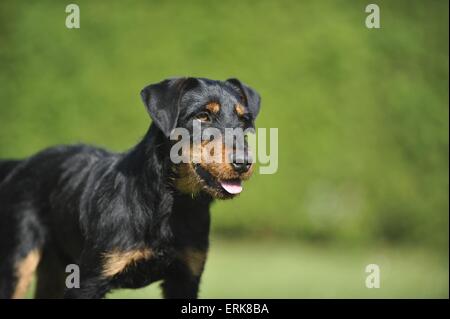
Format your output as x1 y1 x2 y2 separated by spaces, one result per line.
104 238 447 299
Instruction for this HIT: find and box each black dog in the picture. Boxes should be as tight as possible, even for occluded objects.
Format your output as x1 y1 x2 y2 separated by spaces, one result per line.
0 77 260 299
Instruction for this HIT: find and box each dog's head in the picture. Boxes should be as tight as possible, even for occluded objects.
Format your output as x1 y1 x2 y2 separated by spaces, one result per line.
140 77 261 199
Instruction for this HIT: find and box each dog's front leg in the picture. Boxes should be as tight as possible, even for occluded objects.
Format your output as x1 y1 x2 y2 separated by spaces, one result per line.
161 248 207 299
64 275 112 299
161 268 202 299
64 250 113 299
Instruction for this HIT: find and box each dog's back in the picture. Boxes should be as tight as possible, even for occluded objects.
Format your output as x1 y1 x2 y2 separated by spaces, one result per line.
0 144 114 298
0 160 21 185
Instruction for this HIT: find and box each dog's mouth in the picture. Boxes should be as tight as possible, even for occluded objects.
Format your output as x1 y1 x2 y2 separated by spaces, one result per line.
194 164 243 198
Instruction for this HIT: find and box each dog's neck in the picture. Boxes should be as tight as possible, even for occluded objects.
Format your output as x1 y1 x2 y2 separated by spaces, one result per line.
117 124 174 204
117 124 212 246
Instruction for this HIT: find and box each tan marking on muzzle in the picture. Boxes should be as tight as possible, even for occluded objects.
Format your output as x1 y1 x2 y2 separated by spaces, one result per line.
197 139 239 180
174 163 203 194
174 139 254 195
102 248 153 277
13 249 41 299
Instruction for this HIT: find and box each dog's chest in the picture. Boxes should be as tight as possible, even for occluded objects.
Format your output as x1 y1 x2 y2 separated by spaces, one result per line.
104 244 207 290
105 247 175 289
102 197 211 290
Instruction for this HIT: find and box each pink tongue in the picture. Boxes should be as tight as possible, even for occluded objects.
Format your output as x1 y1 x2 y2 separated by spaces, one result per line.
219 180 243 194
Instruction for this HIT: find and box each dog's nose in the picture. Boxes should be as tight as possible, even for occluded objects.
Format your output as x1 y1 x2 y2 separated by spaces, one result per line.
231 153 252 174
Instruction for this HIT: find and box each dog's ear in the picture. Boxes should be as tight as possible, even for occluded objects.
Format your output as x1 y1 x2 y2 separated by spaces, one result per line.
226 78 261 118
140 78 198 137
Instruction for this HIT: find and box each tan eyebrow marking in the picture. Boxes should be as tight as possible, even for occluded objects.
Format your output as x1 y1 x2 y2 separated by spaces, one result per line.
102 248 153 277
235 103 246 117
206 102 220 113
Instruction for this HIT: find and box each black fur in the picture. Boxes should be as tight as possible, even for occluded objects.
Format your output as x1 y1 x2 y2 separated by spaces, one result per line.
0 77 260 299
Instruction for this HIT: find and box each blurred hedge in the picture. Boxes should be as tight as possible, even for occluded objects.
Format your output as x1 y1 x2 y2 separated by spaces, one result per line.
0 0 448 250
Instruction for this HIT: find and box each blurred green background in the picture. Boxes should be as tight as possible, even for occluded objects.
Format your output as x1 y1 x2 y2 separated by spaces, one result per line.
1 0 448 298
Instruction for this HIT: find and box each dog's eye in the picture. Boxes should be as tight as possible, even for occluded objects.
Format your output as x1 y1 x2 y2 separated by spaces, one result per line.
195 112 211 122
